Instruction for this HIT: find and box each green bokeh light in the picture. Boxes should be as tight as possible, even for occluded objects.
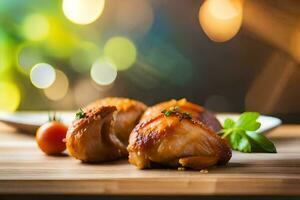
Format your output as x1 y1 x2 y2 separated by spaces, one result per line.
0 31 12 73
70 41 101 73
104 36 137 71
22 13 50 41
16 43 44 75
44 18 79 58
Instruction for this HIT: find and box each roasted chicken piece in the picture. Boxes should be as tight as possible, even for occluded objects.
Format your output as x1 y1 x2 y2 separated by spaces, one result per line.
66 106 127 163
128 111 232 169
141 98 222 132
86 97 147 145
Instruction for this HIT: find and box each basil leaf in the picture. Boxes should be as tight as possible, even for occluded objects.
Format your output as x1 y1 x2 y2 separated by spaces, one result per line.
224 118 235 129
220 112 277 153
246 132 277 153
238 135 251 153
237 112 260 131
229 131 241 150
229 131 251 152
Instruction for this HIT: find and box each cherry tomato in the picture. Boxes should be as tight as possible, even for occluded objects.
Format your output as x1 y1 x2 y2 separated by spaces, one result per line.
36 121 68 155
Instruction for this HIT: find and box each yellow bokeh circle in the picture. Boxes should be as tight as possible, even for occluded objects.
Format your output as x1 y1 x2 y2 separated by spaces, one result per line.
22 14 50 41
104 36 137 71
0 82 21 112
43 70 69 101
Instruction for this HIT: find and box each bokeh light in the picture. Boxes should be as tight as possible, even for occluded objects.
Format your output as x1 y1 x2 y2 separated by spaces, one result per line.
17 43 43 74
90 58 117 85
199 0 243 42
45 18 78 58
104 36 137 71
22 14 49 41
43 70 69 101
0 81 21 111
62 0 105 25
109 0 154 37
70 42 101 73
74 79 100 106
0 31 11 73
30 63 56 89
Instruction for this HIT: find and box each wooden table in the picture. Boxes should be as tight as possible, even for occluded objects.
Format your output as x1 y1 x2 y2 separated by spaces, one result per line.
0 123 299 196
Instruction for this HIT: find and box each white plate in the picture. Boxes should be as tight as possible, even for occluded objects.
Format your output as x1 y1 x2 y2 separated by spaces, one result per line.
0 111 281 134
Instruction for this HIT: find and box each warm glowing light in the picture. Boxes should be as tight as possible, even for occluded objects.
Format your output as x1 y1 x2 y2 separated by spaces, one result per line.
17 43 43 74
90 58 117 85
62 0 105 25
44 70 69 101
290 31 300 62
199 0 243 42
110 0 154 36
30 63 56 89
104 37 137 71
74 79 100 106
22 14 49 41
0 81 21 111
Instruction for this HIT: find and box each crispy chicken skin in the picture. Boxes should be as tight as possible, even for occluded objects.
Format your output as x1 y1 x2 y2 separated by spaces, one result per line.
66 106 127 163
86 97 147 145
128 113 232 169
141 98 222 132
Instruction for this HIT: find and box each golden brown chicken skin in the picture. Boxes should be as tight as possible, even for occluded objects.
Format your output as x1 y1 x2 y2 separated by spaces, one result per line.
86 97 147 145
66 106 127 163
128 112 232 170
141 98 222 132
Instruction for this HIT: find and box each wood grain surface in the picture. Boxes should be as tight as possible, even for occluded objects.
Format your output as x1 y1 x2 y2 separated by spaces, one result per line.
0 123 299 196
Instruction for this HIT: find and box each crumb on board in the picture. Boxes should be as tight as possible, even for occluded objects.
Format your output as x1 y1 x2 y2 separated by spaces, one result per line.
177 167 185 171
200 169 208 173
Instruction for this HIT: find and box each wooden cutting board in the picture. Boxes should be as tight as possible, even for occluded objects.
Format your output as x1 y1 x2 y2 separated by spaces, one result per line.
0 123 300 196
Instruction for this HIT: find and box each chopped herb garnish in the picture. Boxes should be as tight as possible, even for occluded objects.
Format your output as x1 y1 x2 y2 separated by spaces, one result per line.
170 106 180 112
218 112 277 153
76 108 86 119
183 112 192 120
161 107 193 121
162 109 172 117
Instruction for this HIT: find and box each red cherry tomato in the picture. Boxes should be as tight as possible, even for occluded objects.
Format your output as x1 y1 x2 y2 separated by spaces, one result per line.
36 121 68 155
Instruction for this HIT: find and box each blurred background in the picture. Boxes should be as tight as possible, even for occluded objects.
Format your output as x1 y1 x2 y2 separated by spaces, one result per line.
0 0 299 123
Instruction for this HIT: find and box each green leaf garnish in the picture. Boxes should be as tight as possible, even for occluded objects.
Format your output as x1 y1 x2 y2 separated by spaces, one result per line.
224 118 235 129
246 132 277 153
219 112 277 153
236 112 261 131
75 108 86 120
